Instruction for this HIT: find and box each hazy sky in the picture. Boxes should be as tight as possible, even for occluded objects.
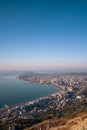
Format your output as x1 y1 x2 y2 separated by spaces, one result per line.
0 0 87 70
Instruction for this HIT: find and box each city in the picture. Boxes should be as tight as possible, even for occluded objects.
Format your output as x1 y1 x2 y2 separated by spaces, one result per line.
0 0 87 129
0 72 87 129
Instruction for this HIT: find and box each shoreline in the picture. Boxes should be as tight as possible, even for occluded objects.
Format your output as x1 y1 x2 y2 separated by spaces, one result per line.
19 78 59 91
0 78 57 110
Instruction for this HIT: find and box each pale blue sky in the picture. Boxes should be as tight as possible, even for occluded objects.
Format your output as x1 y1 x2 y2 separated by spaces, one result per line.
0 0 87 70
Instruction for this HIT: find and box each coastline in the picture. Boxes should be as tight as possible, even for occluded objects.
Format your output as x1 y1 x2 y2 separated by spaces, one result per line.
0 78 57 110
18 78 58 91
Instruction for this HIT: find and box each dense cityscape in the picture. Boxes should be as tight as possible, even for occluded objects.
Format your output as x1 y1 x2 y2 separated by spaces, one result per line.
0 0 87 129
0 72 87 130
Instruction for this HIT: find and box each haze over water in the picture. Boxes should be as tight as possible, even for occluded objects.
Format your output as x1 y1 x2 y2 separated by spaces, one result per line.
0 71 56 108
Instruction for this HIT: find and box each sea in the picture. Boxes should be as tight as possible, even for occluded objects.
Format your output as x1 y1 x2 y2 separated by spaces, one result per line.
0 71 56 108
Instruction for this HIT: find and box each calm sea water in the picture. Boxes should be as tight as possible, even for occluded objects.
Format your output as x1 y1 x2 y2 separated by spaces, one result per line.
0 71 56 108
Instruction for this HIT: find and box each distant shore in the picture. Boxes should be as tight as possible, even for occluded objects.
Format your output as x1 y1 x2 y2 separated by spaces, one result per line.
0 77 56 110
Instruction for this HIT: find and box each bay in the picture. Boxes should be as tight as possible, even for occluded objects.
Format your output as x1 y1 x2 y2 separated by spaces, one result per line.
0 71 56 108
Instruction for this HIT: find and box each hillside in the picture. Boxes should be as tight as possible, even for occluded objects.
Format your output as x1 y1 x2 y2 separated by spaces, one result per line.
24 112 87 130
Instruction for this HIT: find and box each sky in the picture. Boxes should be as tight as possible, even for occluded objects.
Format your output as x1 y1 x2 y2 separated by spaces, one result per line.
0 0 87 71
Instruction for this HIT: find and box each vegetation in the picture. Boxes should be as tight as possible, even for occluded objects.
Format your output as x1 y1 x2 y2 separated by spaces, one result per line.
0 106 87 130
0 88 87 130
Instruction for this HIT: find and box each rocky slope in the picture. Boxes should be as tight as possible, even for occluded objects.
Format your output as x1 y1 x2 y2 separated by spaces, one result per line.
24 112 87 130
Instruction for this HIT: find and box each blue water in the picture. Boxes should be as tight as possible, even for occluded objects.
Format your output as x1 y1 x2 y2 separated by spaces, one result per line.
0 71 56 108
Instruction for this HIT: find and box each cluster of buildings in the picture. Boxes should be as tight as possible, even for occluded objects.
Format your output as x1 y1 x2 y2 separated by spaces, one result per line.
0 91 68 122
0 73 87 129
